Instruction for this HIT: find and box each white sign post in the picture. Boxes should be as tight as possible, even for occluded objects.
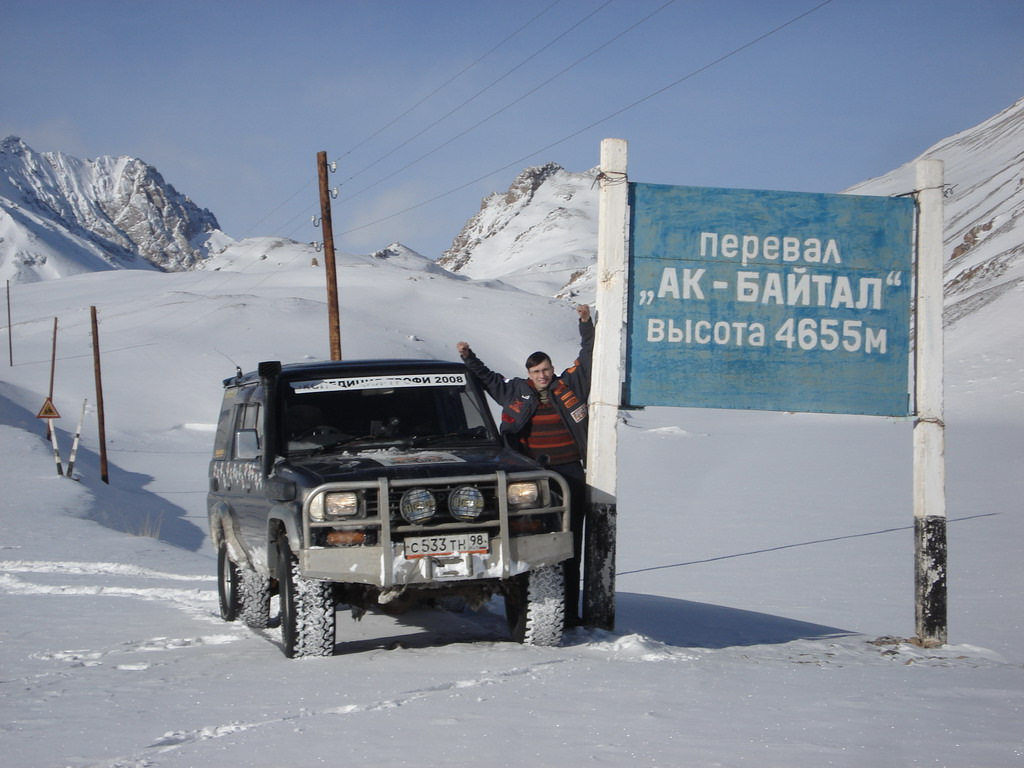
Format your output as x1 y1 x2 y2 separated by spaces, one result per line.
583 138 629 629
913 158 947 646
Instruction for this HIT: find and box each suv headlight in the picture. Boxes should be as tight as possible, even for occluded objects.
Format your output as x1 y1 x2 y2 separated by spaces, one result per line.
400 488 436 524
309 491 361 521
507 481 539 508
449 485 485 522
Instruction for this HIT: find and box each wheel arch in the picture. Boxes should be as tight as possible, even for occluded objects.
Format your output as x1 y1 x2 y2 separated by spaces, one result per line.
209 501 252 569
266 505 302 575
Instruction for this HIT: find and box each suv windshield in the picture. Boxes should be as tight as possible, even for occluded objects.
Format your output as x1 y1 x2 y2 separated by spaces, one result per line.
280 371 498 454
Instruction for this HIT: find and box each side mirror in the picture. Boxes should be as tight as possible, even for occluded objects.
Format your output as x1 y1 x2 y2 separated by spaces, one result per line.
235 429 261 460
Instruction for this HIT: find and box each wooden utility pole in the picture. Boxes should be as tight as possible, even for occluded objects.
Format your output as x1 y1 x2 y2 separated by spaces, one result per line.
317 151 342 360
91 306 109 484
6 280 12 366
49 317 57 403
583 138 629 630
913 159 947 646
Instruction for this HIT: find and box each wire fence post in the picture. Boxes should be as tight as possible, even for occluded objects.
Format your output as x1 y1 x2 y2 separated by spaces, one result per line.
67 398 88 479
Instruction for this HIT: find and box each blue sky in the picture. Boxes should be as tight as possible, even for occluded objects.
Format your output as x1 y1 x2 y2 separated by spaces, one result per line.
4 0 1022 259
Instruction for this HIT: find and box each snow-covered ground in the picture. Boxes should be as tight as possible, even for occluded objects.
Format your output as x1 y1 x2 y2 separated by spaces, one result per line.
1 240 1021 767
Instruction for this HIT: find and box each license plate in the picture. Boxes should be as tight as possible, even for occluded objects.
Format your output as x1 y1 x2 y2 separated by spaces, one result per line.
404 532 489 559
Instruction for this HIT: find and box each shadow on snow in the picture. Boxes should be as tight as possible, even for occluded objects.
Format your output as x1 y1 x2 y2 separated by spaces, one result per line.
0 387 206 551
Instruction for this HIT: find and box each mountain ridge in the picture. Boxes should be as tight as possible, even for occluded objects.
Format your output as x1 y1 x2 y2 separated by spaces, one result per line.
3 96 1022 323
0 136 226 283
845 96 1024 324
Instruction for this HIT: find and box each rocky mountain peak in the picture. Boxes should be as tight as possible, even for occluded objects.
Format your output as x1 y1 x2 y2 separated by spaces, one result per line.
0 137 224 283
501 161 564 206
437 162 598 298
439 162 571 272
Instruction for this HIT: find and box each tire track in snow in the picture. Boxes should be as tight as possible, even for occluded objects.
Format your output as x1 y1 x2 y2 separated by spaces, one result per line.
31 634 239 666
0 572 217 618
0 560 210 581
1 559 244 698
133 661 565 759
0 559 219 627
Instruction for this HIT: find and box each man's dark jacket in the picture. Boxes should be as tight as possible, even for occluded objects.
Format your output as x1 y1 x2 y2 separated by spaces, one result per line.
462 318 595 463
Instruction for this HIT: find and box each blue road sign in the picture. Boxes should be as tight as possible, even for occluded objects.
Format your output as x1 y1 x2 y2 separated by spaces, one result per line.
625 183 915 416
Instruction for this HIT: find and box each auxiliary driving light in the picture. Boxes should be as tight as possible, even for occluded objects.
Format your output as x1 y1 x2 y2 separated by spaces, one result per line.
400 488 436 524
448 485 485 522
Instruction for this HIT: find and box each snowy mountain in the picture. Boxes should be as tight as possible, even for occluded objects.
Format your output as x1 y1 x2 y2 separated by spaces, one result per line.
0 136 228 284
442 99 1024 328
845 96 1024 327
438 162 600 300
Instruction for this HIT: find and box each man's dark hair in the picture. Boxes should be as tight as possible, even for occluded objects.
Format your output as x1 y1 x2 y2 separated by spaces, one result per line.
525 351 551 369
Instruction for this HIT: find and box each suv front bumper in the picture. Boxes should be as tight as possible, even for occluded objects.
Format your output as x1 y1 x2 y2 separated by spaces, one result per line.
299 469 572 588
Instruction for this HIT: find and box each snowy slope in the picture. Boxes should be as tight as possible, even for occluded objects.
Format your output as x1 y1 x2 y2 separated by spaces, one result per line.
1 231 1021 767
2 98 1024 766
439 162 600 300
845 96 1024 326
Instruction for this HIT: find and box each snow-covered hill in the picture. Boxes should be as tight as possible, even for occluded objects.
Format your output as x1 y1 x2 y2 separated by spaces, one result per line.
0 136 228 283
845 96 1024 327
1 219 1021 768
442 98 1024 330
1 100 1022 768
438 162 600 300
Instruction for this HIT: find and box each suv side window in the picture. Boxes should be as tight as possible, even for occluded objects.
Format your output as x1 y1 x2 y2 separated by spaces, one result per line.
232 387 262 460
212 388 238 460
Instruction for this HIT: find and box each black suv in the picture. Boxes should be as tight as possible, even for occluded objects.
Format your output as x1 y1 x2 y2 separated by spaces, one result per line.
207 359 572 657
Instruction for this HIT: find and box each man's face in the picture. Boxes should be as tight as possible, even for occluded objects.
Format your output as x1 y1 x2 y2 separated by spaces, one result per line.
527 360 555 391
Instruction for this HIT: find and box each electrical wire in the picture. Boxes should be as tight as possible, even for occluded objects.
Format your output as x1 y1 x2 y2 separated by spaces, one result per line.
337 0 616 189
185 0 619 286
16 0 842 350
233 0 565 241
337 0 678 206
335 0 840 238
337 0 568 165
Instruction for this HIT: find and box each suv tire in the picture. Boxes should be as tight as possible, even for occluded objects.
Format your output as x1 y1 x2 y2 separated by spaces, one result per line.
237 566 271 629
217 544 239 622
505 565 565 647
278 537 336 658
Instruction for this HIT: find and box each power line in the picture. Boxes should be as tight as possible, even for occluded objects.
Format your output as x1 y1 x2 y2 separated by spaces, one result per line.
336 0 568 165
42 0 842 346
336 0 678 208
236 1 623 250
336 0 840 239
337 0 616 189
234 0 566 242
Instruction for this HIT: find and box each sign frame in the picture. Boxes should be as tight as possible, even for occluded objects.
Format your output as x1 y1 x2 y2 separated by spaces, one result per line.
624 182 916 417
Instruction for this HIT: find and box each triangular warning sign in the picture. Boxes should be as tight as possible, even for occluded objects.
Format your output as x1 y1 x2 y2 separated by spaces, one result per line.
37 398 61 419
